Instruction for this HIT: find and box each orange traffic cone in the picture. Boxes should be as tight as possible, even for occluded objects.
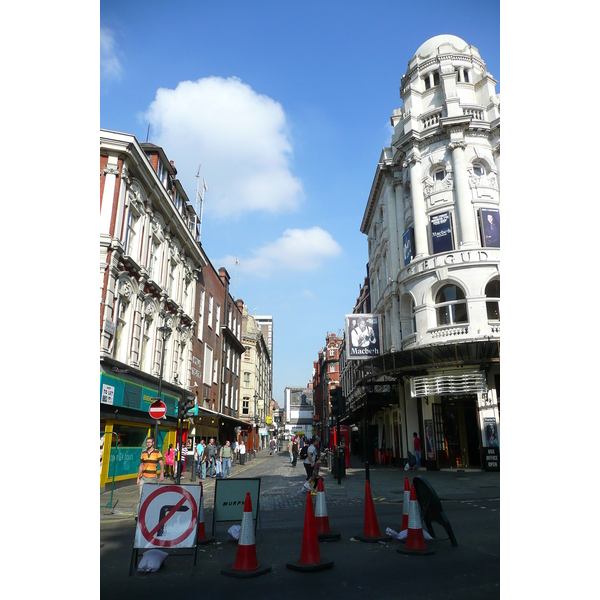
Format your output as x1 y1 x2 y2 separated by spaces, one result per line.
197 482 215 545
221 492 271 577
286 491 334 571
314 477 341 542
397 483 435 556
354 480 391 543
400 477 410 533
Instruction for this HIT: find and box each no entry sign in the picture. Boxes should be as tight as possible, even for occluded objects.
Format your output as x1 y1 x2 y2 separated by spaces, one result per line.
149 400 167 420
134 484 202 549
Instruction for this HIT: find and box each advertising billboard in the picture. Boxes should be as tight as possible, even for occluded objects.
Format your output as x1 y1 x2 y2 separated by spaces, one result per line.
345 314 382 360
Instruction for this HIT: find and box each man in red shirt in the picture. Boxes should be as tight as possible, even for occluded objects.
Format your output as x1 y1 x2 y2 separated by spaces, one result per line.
413 432 421 468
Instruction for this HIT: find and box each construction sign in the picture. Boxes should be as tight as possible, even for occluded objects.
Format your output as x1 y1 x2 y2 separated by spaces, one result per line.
134 484 202 549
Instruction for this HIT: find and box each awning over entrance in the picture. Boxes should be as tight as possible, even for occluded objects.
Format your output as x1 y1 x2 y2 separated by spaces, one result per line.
352 340 499 387
410 370 487 396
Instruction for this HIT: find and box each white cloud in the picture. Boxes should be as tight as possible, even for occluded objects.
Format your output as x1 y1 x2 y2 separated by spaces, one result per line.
228 227 342 278
100 27 123 81
142 77 304 219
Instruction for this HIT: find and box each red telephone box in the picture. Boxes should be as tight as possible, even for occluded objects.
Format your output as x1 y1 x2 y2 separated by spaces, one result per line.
331 425 351 468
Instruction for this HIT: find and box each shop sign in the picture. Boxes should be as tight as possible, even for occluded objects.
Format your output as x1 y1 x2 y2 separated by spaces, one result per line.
101 384 115 405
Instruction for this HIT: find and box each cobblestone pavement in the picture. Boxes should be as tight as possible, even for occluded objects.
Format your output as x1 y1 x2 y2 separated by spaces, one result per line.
101 450 499 520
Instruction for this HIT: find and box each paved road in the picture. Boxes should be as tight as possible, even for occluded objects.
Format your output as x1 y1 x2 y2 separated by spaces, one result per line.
101 450 500 599
101 449 499 517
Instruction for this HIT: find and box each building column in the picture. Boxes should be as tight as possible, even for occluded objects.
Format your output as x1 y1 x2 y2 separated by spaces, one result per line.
393 177 406 266
406 152 429 258
493 143 500 191
384 179 400 277
449 141 479 249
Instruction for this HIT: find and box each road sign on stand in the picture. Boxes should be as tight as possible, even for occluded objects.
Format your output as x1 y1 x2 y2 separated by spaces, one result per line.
149 400 167 420
130 484 203 575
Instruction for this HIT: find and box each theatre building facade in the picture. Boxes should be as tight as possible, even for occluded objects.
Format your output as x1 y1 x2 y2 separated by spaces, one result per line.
340 35 500 471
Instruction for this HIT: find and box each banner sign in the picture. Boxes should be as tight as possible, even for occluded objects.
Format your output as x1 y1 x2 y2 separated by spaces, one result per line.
480 208 500 248
402 227 415 266
424 419 435 461
431 212 454 254
345 314 382 360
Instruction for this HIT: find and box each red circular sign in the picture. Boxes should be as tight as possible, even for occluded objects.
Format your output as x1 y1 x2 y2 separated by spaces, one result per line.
138 485 198 547
149 400 167 419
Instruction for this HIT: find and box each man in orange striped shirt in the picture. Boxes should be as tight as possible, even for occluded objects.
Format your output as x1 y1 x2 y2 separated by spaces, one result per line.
137 436 164 499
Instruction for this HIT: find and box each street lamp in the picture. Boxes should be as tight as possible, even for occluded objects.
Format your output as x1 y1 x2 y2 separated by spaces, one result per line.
154 322 172 445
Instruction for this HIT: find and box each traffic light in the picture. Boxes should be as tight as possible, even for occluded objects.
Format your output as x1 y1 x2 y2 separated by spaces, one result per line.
330 387 344 416
178 396 196 419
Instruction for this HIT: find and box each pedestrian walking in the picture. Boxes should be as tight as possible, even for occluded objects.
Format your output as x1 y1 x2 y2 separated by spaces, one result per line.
231 438 238 466
269 437 275 456
413 432 421 468
180 444 188 479
200 440 209 479
195 439 205 477
164 443 175 479
303 456 322 496
292 437 299 467
220 440 233 478
302 436 317 490
289 437 294 464
137 436 164 500
239 439 246 465
206 438 216 477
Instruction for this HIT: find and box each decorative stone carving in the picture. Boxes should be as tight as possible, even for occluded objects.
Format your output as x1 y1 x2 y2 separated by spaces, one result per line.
118 281 133 302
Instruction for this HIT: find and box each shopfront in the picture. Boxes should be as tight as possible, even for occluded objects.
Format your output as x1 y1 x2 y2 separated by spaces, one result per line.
100 368 182 489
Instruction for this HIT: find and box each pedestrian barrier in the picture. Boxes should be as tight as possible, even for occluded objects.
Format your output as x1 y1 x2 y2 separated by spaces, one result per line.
354 480 392 543
196 482 215 545
397 483 435 556
400 476 410 533
221 492 271 578
413 476 458 547
286 491 334 572
314 477 341 542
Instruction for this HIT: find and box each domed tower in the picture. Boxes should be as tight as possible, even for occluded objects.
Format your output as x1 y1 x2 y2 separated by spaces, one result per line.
359 35 500 470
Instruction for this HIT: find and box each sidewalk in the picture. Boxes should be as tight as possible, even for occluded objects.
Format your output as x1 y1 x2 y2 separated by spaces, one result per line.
100 449 499 521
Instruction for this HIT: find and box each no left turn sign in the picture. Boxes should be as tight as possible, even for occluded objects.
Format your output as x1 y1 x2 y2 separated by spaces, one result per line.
134 484 201 549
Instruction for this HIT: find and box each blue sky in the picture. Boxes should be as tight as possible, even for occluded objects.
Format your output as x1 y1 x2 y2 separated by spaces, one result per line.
100 0 500 404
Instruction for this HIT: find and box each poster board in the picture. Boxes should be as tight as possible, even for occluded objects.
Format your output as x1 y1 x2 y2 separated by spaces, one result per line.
212 477 261 536
345 314 382 360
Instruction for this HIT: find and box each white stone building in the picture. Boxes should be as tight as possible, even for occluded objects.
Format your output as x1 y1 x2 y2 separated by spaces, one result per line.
344 35 500 470
100 129 207 488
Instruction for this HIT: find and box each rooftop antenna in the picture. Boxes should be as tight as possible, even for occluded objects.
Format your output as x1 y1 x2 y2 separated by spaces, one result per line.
146 123 150 143
195 165 208 242
233 258 239 299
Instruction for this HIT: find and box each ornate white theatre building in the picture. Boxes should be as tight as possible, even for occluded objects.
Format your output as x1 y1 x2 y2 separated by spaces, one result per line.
351 35 500 470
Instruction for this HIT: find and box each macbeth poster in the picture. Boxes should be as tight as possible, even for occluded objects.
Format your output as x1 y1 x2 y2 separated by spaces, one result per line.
346 314 382 360
480 208 500 248
430 212 454 254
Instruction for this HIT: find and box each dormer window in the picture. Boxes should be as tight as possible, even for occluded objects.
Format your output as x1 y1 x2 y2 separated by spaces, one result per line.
157 160 168 187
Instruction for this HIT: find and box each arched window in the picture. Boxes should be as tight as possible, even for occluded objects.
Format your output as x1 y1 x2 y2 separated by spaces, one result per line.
485 279 500 321
435 284 468 326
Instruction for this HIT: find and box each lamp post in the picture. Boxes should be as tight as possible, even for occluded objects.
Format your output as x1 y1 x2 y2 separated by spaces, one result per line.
253 390 259 457
154 322 172 446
